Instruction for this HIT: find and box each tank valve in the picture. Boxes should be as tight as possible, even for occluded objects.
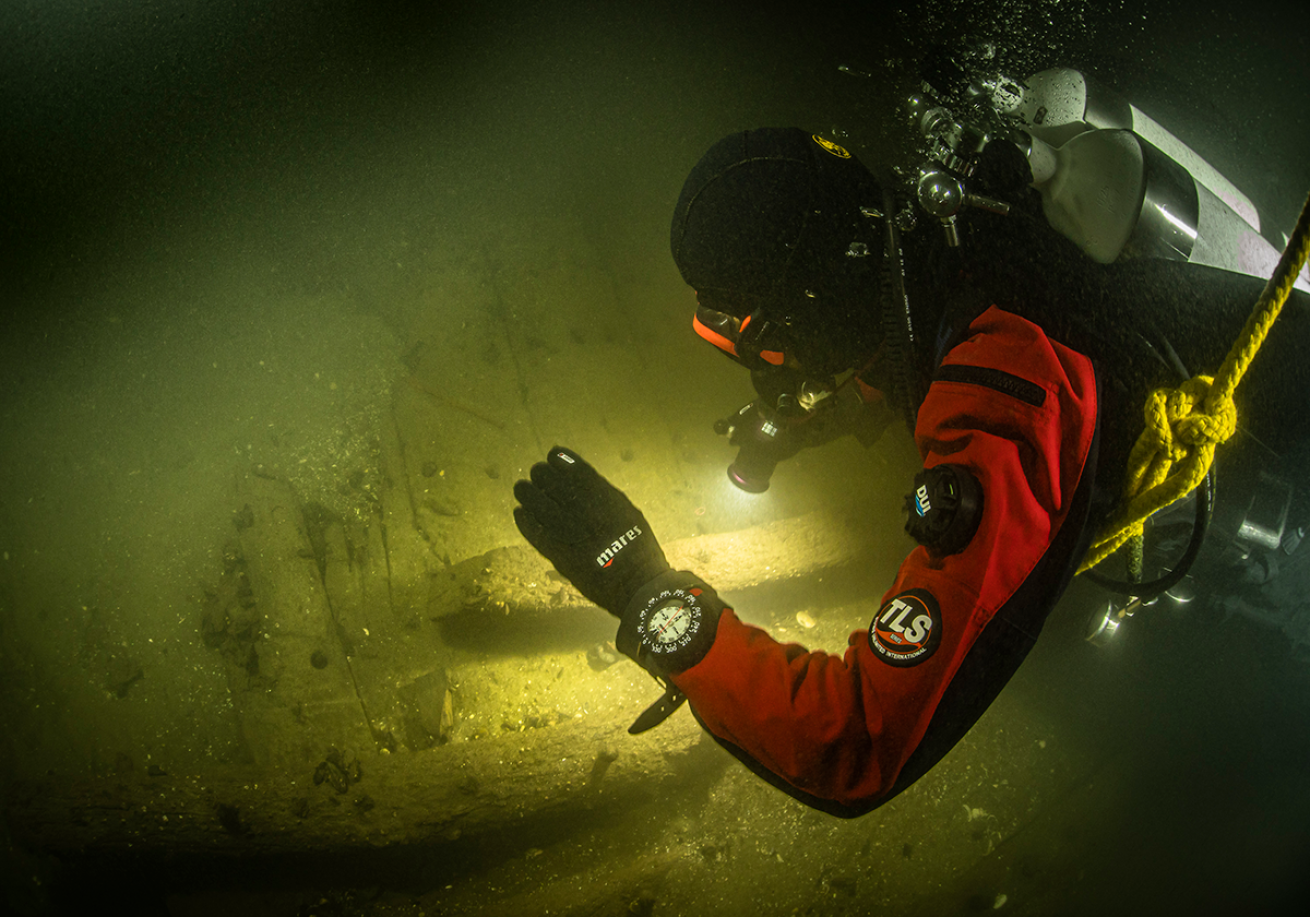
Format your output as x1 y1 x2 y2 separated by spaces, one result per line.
916 168 1011 247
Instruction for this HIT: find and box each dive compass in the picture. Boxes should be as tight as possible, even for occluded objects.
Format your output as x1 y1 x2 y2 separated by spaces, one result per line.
639 590 706 656
618 576 723 734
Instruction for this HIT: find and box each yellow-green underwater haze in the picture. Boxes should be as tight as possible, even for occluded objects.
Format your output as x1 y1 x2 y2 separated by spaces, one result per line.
2 1 1309 915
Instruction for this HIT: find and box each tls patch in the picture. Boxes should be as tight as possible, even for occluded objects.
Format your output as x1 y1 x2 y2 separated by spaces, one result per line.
869 589 942 667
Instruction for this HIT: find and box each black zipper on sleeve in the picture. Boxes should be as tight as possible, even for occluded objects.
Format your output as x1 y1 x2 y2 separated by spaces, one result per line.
934 363 1047 408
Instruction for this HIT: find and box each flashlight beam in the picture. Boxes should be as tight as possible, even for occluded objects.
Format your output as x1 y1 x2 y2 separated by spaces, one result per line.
428 511 872 626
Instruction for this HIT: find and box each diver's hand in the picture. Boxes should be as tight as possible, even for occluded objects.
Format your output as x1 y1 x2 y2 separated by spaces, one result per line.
513 447 670 616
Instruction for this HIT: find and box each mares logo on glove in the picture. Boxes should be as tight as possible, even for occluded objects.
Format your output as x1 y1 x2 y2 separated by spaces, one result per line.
596 527 643 568
869 589 942 667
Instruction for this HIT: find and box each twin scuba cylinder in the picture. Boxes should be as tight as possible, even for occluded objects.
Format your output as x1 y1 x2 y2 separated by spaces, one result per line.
912 56 1309 291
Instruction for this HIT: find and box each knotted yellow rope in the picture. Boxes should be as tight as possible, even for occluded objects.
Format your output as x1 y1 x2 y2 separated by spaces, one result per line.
1079 191 1310 575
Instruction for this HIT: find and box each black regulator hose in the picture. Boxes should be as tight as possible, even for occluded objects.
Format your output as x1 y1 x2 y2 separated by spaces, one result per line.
1083 467 1215 599
880 187 925 431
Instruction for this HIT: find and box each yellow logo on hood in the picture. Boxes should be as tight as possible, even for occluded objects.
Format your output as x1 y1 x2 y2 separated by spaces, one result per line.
812 135 851 158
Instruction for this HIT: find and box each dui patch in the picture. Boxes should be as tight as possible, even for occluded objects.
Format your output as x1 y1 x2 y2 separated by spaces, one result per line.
869 589 942 667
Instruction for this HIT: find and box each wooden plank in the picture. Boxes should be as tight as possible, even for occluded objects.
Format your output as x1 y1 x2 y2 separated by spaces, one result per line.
667 510 871 590
6 703 712 856
233 472 375 768
321 516 453 753
377 393 434 625
320 518 393 751
426 510 872 625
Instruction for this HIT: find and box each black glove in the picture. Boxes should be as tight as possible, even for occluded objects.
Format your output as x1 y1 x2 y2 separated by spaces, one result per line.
513 447 670 616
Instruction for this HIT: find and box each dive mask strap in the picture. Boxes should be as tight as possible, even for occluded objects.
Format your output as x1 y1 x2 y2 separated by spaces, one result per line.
728 309 788 369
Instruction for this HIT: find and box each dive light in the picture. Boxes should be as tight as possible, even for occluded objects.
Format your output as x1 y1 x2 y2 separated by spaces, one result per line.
715 401 796 494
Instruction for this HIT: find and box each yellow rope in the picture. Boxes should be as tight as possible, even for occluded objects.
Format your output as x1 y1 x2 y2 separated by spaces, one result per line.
1078 191 1310 575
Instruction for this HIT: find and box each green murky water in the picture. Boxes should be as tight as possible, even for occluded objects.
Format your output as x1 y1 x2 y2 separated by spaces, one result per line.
2 2 1309 914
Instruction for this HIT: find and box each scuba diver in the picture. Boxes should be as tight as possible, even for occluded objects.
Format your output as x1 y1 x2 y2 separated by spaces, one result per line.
512 122 1310 815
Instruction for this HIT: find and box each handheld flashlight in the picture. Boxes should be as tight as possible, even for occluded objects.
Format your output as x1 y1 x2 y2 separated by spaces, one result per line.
715 401 798 494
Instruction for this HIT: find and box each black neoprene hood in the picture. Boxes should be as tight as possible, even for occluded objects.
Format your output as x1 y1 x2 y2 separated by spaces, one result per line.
669 128 886 373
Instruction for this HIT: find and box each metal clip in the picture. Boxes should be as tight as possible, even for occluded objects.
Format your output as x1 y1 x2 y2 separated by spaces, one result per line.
1085 594 1157 646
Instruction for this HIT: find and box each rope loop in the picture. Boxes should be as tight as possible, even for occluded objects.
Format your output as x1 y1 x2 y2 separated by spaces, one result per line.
1078 190 1310 576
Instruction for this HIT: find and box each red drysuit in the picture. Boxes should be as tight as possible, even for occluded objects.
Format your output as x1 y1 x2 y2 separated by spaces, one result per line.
672 306 1100 810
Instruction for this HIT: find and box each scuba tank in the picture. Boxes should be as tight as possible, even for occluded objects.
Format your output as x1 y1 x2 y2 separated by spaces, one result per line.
908 51 1310 292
